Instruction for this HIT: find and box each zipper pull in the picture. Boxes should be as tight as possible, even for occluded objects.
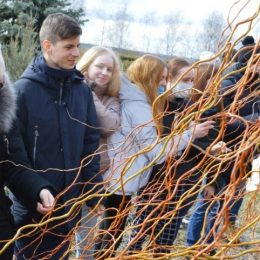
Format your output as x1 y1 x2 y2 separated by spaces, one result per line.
35 128 39 138
33 125 39 168
4 135 10 155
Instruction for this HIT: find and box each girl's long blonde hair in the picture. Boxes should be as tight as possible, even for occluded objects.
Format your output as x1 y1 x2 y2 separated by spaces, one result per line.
127 55 167 129
77 46 121 97
127 55 166 105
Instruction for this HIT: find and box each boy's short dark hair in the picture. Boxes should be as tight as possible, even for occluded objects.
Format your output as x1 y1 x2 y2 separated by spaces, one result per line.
39 13 82 45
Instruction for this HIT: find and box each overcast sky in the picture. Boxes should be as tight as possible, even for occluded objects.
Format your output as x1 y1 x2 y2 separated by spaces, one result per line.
81 0 259 55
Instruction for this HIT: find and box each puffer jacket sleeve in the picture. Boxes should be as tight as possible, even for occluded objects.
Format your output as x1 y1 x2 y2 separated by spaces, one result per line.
92 93 120 136
13 79 28 140
4 123 56 206
81 91 104 207
125 103 192 166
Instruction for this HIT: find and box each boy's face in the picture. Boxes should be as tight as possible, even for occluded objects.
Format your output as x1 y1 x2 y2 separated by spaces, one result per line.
43 36 80 70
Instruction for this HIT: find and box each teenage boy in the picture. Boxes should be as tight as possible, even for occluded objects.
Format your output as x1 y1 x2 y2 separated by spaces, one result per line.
12 13 103 259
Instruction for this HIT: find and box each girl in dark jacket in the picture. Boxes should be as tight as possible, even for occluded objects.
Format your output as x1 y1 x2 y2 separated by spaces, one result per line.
0 52 55 260
186 53 259 254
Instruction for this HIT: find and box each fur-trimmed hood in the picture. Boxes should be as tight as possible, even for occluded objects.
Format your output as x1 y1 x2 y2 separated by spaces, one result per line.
0 73 16 133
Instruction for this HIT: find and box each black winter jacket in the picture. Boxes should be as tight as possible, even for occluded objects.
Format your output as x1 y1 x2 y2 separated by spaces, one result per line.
222 74 259 122
12 56 102 230
0 74 54 230
149 98 221 189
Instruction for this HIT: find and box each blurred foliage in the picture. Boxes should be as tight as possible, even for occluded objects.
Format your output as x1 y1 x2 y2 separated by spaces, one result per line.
2 17 38 81
119 53 138 71
0 0 87 45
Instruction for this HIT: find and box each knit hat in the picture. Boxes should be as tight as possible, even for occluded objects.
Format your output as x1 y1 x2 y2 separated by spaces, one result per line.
237 43 260 66
241 36 255 46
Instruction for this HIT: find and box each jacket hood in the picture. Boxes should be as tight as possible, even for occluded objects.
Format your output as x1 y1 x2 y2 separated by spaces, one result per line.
120 75 148 103
0 73 16 133
20 55 84 86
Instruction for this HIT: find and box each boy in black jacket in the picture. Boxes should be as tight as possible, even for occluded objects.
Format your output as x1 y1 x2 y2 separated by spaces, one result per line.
12 13 103 259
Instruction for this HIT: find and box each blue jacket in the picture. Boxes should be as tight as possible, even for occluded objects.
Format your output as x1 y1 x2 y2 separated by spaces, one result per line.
12 56 102 229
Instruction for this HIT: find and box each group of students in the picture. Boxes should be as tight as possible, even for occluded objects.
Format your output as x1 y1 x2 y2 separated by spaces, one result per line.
0 11 259 260
74 38 259 259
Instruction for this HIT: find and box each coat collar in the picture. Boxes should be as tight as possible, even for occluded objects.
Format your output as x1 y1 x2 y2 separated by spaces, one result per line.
0 73 16 133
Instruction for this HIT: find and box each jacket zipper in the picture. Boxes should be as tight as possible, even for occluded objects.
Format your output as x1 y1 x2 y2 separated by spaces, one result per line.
33 126 39 168
59 81 64 105
3 135 10 155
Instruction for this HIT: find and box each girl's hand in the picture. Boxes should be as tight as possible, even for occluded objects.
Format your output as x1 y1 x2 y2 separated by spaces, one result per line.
204 185 215 199
210 141 231 155
37 189 55 214
83 74 97 91
91 204 105 216
192 120 215 139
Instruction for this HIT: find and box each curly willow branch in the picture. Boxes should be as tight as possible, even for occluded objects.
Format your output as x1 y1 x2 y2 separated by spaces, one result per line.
1 1 260 259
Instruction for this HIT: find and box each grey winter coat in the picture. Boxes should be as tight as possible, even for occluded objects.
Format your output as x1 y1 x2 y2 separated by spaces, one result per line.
103 76 192 195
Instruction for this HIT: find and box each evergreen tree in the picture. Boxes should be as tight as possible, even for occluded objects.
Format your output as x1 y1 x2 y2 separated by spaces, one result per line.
2 17 38 81
0 0 88 44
